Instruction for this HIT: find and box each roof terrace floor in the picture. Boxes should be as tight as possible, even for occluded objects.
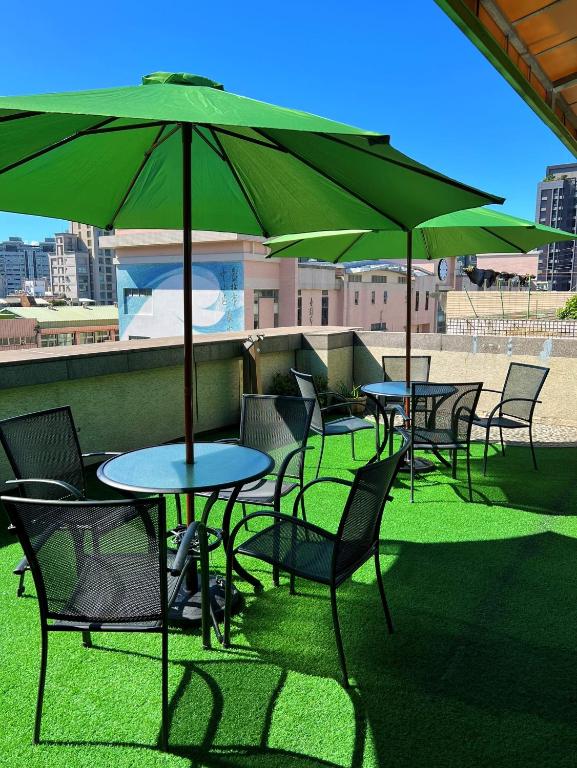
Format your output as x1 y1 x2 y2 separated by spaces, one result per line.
1 428 576 767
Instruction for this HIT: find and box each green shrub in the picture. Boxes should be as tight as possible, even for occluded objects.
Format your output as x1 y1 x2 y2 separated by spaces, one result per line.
269 371 328 402
557 295 577 319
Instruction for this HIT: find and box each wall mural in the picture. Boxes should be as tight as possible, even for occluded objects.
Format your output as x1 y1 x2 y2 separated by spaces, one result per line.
117 261 244 340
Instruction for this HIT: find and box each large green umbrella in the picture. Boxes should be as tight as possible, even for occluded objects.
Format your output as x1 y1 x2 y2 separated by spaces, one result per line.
265 207 575 379
0 71 503 471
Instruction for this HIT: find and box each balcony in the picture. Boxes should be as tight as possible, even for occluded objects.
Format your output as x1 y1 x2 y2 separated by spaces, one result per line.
0 327 576 766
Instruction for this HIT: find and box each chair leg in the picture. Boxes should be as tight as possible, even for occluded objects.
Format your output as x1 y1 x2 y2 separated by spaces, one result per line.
410 446 415 503
223 548 234 648
374 550 394 634
330 586 349 688
175 494 183 527
499 427 505 456
388 413 394 457
289 573 296 595
351 432 356 460
483 429 491 476
82 630 92 648
33 625 48 745
160 626 169 751
529 423 538 470
17 571 25 598
241 502 249 531
315 434 326 479
466 448 473 502
451 449 457 479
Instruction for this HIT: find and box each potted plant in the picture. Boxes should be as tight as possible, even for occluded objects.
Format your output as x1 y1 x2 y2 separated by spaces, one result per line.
334 382 367 416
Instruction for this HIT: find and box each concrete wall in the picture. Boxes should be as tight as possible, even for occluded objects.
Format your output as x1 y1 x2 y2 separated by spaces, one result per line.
354 331 577 428
447 290 575 319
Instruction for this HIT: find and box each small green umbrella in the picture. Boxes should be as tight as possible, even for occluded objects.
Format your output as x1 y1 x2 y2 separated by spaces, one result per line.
265 207 575 379
0 72 503 471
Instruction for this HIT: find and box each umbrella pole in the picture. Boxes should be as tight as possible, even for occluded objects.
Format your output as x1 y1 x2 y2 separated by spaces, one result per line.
182 122 195 522
405 230 412 386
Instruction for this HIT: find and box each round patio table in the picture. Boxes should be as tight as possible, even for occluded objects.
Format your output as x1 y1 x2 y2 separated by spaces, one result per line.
97 442 273 638
361 381 456 471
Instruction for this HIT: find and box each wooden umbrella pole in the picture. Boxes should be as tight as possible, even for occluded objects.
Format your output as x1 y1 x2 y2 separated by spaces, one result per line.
405 230 412 386
182 123 195 523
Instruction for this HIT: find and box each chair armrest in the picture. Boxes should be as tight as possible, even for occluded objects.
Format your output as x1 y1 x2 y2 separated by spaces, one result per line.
485 397 540 422
292 476 354 517
215 438 240 445
170 521 200 576
4 478 85 499
273 446 313 507
321 402 353 417
82 451 122 459
227 509 335 556
480 388 502 395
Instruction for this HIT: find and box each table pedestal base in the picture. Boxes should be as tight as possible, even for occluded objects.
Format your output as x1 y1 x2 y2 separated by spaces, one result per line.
169 573 241 626
398 456 436 474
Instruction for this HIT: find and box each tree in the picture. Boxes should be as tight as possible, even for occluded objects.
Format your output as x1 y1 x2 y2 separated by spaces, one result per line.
557 295 577 319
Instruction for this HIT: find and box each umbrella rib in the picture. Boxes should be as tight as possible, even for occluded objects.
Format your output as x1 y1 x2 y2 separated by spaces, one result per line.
192 126 225 160
265 239 304 258
333 232 365 263
83 120 169 135
210 126 287 152
318 134 505 204
209 128 271 237
105 125 169 229
0 111 43 124
0 116 117 177
253 128 407 230
479 226 527 251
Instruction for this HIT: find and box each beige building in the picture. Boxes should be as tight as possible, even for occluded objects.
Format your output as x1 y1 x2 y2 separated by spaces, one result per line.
70 223 117 304
0 305 118 349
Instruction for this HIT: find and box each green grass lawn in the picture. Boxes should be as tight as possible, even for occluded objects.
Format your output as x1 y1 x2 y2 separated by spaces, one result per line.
2 430 577 768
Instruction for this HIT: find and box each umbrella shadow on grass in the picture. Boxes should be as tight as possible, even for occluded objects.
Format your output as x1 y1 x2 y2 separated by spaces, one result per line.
235 532 577 768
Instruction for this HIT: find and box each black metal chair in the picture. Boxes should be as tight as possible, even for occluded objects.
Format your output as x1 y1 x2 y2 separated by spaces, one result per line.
292 369 385 477
472 363 549 475
0 494 203 750
0 406 145 597
223 440 410 687
400 382 483 502
198 394 315 526
380 355 431 455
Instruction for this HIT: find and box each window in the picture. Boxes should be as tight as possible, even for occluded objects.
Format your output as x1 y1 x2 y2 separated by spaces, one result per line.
425 291 430 310
371 275 387 283
371 290 375 304
124 287 152 314
297 290 302 326
370 322 387 331
349 274 362 282
398 276 407 284
354 291 359 305
415 291 420 311
383 290 388 304
321 290 329 326
253 289 279 329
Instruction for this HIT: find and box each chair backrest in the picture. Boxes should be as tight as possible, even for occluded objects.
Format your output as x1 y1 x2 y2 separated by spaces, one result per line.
0 406 86 499
501 363 549 421
291 369 323 433
1 495 167 624
382 355 431 382
239 395 315 478
333 440 409 576
416 382 482 444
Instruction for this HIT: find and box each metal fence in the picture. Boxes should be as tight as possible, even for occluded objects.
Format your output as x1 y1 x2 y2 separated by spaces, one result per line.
446 317 577 338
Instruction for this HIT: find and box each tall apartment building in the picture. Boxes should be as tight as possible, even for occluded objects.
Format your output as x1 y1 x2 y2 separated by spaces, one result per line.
70 223 116 304
0 236 54 297
535 163 577 290
50 232 91 301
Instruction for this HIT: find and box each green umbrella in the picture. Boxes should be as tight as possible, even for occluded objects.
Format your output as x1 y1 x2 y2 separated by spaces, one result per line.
0 71 502 471
265 207 575 379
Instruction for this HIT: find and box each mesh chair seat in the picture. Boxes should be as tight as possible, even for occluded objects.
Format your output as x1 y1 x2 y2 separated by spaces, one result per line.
324 416 373 436
215 478 298 506
237 518 337 583
412 427 464 448
473 415 527 429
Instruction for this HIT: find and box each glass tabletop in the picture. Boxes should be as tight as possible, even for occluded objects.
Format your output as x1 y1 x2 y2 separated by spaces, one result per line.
97 442 274 494
361 381 456 398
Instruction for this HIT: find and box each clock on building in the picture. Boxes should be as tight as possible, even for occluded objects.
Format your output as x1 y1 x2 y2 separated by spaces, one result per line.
437 258 449 282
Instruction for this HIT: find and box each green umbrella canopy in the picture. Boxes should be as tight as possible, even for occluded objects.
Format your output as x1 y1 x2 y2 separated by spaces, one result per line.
264 207 576 261
0 72 503 234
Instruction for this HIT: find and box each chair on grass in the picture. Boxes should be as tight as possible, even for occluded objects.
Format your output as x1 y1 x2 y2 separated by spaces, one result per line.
0 406 145 597
198 395 315 531
0 495 203 750
400 382 482 502
292 369 384 477
471 362 549 474
223 440 410 687
381 355 431 455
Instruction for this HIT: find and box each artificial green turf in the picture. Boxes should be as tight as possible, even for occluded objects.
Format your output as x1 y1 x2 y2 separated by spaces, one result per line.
1 431 577 768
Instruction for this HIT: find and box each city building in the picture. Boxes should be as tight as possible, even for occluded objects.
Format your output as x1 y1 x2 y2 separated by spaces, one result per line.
0 304 119 349
70 223 117 304
535 163 577 290
102 229 447 340
453 252 540 291
0 236 54 297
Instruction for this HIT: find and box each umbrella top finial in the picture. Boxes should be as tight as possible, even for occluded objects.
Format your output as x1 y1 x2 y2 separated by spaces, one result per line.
141 72 224 90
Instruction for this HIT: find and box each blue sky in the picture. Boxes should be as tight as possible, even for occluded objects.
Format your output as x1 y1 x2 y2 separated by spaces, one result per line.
0 0 574 242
